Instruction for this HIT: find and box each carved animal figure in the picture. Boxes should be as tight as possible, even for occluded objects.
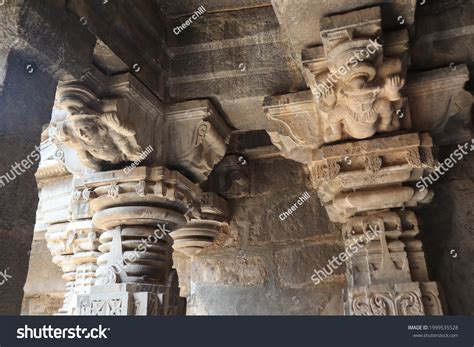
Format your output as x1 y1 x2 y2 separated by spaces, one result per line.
57 112 142 170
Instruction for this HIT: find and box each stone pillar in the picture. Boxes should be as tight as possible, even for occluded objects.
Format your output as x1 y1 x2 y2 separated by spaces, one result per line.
34 68 231 315
264 6 445 316
74 167 198 315
307 134 443 315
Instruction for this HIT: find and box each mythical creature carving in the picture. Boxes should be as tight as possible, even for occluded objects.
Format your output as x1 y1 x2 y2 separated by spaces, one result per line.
317 51 405 142
56 111 142 171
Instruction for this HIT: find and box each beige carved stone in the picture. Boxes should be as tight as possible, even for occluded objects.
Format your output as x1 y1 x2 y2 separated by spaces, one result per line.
264 8 412 162
342 211 442 316
309 133 435 222
49 68 164 172
20 1 460 317
263 91 321 164
306 7 409 143
346 283 425 316
164 100 232 182
56 105 143 170
72 166 200 315
29 63 232 315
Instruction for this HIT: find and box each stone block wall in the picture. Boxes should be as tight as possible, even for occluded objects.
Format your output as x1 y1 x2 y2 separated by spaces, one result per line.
418 148 474 314
186 157 345 315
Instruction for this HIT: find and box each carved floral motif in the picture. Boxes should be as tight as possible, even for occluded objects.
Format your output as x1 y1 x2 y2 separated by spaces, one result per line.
352 290 424 316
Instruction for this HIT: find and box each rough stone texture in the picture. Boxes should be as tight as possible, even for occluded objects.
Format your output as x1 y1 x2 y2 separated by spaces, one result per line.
0 51 57 315
166 3 305 131
157 0 272 18
1 0 95 314
193 255 267 287
21 294 64 316
411 0 474 73
271 0 416 70
0 0 95 83
21 234 66 315
262 5 447 316
241 193 336 245
188 282 344 315
67 0 169 100
172 252 191 297
275 242 345 289
22 234 66 297
418 147 474 315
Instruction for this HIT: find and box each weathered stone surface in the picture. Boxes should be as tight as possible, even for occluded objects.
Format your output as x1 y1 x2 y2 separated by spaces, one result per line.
21 294 64 316
157 0 272 18
192 255 267 287
0 51 59 314
262 6 446 316
411 0 474 71
0 1 95 83
406 65 473 146
187 281 344 315
418 146 474 315
249 157 308 195
67 0 169 100
167 4 305 132
272 0 416 72
172 252 191 297
235 192 335 245
171 192 229 257
21 234 66 315
275 242 345 289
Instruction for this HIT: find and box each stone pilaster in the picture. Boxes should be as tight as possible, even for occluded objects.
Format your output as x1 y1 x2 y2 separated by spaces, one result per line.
264 6 445 316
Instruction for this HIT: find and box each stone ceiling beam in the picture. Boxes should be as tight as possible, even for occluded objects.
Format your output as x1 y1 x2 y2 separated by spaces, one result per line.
67 0 170 101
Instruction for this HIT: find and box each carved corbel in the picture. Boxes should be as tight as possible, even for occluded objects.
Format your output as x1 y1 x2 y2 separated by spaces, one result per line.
50 69 163 172
406 64 473 145
164 100 232 182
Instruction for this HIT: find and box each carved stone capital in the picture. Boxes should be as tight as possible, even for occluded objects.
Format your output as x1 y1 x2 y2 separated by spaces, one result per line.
67 166 198 315
170 192 229 257
51 69 163 172
308 133 436 222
